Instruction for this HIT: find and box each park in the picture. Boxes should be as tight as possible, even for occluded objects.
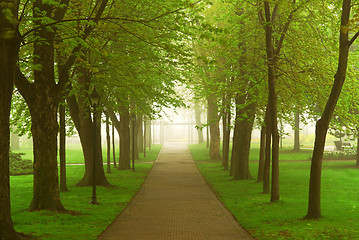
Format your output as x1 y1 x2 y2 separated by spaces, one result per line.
1 0 359 239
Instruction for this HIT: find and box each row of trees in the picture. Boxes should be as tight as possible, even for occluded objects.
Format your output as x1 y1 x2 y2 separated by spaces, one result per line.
0 0 206 239
192 0 359 220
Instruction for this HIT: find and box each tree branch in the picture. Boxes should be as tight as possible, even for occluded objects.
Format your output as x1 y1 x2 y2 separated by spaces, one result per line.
274 0 308 56
57 0 109 91
349 30 359 46
14 67 34 103
53 0 70 22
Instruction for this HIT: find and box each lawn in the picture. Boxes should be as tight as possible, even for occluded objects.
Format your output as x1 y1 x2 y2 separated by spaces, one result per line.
13 144 161 164
190 143 313 162
189 143 359 240
10 145 161 240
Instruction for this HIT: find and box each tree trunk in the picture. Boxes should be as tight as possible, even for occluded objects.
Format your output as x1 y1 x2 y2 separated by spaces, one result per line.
148 120 152 151
294 109 300 151
73 109 110 187
206 124 209 149
107 107 131 170
66 70 111 188
222 103 231 171
28 96 65 211
119 104 131 170
230 116 239 177
230 95 245 176
305 0 351 219
59 104 68 192
356 137 359 166
263 1 280 202
194 101 205 143
257 124 266 182
232 103 256 180
208 95 221 160
0 4 25 237
112 123 117 168
144 120 147 157
106 113 111 173
263 108 271 194
133 116 140 160
14 2 65 210
138 116 144 153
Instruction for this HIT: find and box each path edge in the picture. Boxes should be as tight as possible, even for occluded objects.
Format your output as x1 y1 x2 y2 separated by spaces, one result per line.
97 145 164 239
187 145 256 239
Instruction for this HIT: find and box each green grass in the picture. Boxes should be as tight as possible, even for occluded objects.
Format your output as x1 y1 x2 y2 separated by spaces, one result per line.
189 143 313 162
189 143 359 240
13 144 162 164
10 145 161 240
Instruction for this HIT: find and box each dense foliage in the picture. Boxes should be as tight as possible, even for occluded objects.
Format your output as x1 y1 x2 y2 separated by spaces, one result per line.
9 152 32 176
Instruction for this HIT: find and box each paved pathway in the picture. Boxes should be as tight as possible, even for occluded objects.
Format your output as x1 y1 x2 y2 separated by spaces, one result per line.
98 143 254 240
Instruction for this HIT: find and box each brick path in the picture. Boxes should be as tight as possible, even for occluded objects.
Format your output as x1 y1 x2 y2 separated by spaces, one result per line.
98 143 254 240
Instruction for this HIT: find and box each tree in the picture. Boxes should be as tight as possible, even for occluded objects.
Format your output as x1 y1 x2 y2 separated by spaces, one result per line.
294 109 300 150
14 0 109 211
257 123 266 183
106 112 111 173
59 103 68 192
194 100 205 144
231 95 256 180
208 94 221 160
221 96 231 170
260 0 305 202
306 0 359 218
65 54 111 187
119 101 131 170
0 1 26 238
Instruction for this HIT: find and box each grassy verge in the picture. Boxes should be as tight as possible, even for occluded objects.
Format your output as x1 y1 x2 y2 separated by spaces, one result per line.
189 143 359 240
13 144 162 164
11 145 161 240
189 143 313 162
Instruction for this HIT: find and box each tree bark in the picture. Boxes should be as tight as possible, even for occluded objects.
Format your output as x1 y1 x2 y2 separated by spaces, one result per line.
257 124 266 182
0 2 26 237
59 104 68 192
305 0 351 219
144 119 147 157
106 113 111 173
222 100 231 171
112 123 117 168
232 101 256 180
208 95 221 160
133 115 140 160
263 108 271 194
148 120 152 151
263 1 281 202
119 103 131 170
230 95 245 176
356 137 359 166
194 101 205 143
294 109 300 150
138 116 144 153
222 97 231 170
66 68 110 187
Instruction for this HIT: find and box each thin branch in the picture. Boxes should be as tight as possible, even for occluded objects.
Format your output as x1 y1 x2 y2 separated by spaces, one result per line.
19 0 30 22
271 4 279 24
15 67 34 103
349 30 359 46
274 0 310 56
22 1 202 40
139 0 202 23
